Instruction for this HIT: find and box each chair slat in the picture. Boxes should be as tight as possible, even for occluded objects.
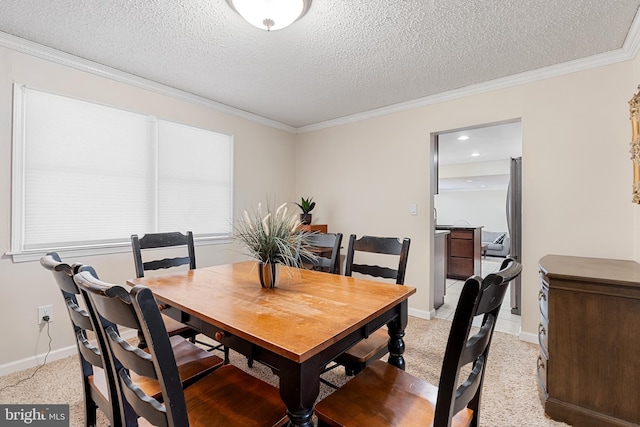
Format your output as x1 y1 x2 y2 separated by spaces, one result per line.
143 256 192 272
350 263 398 280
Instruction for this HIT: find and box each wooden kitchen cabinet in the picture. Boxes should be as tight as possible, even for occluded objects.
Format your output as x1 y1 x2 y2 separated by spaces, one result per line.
435 226 482 279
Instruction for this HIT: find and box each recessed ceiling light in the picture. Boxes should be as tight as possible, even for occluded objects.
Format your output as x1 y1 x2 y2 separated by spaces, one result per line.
466 179 474 183
458 135 470 141
471 152 480 157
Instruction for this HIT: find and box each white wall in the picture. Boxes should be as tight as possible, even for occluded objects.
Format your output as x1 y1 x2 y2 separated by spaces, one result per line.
0 46 297 370
436 158 511 231
296 60 636 340
435 189 508 232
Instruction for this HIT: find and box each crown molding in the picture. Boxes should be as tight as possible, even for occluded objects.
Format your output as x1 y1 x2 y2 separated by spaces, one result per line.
299 48 634 133
299 12 640 133
0 31 296 134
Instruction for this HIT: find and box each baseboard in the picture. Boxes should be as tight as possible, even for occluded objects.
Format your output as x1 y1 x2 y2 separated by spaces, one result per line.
519 330 537 344
0 329 139 377
409 307 433 320
0 345 77 377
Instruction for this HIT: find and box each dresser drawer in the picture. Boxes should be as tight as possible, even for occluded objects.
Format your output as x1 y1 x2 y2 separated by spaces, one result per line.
537 353 548 401
538 282 549 320
538 318 548 359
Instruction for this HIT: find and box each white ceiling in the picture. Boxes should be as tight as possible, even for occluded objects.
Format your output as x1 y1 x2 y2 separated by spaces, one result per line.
0 1 639 129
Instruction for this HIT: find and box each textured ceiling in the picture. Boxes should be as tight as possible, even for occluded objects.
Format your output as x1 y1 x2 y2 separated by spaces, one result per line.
0 1 639 128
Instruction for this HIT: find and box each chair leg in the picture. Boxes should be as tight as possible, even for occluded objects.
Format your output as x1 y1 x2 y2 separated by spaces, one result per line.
84 397 96 427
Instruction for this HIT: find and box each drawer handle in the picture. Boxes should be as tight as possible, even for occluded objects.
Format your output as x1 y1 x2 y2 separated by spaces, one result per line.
214 331 229 341
538 323 546 336
538 290 547 301
537 356 545 370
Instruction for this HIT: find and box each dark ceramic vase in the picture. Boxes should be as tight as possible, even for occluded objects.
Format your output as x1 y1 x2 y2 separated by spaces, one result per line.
258 262 279 288
300 213 312 225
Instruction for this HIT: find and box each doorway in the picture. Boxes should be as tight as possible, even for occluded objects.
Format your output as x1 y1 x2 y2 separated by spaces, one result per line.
431 120 522 335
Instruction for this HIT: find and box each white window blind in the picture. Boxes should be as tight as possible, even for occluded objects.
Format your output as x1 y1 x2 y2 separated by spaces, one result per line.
11 85 233 260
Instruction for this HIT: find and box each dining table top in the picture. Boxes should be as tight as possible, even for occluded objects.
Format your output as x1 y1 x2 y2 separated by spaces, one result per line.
127 261 416 363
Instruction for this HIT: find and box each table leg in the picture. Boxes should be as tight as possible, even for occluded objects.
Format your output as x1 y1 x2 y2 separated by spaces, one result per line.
278 360 319 427
387 302 408 370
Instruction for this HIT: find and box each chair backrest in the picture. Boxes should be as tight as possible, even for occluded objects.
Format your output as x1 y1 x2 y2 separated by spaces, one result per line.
344 234 411 284
75 269 190 427
40 253 121 426
302 232 343 274
434 257 522 426
131 231 196 278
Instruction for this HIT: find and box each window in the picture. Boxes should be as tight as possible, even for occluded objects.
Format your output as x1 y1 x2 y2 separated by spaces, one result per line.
11 85 233 261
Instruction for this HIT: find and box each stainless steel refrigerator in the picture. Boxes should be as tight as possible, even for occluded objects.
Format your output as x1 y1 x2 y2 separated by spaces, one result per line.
507 157 522 314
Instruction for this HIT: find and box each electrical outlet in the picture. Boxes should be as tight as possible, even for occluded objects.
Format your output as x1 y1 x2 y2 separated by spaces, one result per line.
37 305 53 324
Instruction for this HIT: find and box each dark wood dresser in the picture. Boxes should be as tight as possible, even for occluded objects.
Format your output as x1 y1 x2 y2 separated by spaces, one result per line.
538 254 640 426
435 226 483 279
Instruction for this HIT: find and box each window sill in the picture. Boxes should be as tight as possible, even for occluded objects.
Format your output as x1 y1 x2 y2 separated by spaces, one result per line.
6 235 232 263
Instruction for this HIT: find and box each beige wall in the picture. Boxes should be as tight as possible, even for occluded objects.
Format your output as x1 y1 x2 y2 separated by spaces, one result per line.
0 46 297 370
2 42 640 372
296 60 636 339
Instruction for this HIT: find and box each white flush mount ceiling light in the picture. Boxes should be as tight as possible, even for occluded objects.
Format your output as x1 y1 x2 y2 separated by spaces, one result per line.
226 0 312 31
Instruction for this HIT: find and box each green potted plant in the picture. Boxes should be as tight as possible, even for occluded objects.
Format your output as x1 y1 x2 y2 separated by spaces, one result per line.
296 197 315 225
233 201 316 288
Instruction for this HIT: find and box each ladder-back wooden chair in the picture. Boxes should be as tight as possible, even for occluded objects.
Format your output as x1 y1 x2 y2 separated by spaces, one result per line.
74 269 288 427
315 257 522 427
301 232 343 274
335 234 411 376
41 252 125 427
131 231 228 362
42 253 223 426
43 253 224 426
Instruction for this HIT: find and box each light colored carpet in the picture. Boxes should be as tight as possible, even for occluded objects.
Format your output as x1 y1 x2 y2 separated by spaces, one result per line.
0 316 569 426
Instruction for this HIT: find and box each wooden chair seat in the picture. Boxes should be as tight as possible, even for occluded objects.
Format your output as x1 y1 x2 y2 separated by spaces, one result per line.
137 365 288 427
135 336 223 398
161 313 194 337
338 329 388 364
315 360 473 427
91 337 223 401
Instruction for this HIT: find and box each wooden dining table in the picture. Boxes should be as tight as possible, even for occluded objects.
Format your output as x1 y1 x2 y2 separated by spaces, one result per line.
127 261 416 427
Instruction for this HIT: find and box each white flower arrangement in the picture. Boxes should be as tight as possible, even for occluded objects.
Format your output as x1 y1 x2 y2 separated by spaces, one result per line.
234 201 316 266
